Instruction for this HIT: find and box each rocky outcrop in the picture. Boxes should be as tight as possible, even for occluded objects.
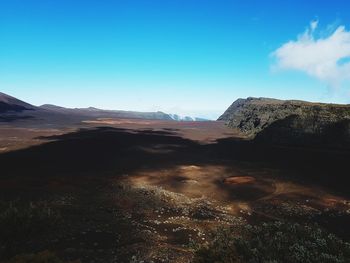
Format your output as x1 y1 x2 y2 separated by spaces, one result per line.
218 97 350 147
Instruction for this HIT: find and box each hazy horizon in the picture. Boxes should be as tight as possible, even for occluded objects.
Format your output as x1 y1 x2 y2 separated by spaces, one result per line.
1 0 350 119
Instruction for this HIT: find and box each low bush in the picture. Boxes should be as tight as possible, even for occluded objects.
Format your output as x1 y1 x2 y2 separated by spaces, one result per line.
0 202 62 259
193 221 350 263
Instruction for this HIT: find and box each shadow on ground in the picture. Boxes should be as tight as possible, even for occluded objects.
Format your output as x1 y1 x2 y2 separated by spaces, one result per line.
1 126 350 262
0 126 349 196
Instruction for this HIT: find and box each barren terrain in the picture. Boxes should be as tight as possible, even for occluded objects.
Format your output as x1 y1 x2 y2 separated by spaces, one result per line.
0 119 349 262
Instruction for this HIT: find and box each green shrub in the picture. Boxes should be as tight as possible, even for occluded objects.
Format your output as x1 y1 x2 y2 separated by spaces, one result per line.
193 221 350 263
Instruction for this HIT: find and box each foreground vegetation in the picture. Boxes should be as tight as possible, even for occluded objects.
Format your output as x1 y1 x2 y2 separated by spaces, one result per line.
194 221 350 263
0 201 62 260
4 251 80 263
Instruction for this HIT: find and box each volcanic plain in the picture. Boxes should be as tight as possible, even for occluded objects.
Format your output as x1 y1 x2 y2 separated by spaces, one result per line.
1 118 349 262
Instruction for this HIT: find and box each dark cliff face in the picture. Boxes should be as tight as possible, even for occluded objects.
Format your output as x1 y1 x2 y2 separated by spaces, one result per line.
219 97 350 148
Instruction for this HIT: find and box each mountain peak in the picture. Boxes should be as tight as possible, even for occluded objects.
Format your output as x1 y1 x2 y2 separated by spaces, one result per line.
0 92 36 113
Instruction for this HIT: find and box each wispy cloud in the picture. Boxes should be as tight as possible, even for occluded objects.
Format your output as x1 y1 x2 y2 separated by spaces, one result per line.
272 20 350 89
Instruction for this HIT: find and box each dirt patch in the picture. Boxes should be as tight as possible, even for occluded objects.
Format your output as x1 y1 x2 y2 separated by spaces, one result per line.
223 176 256 185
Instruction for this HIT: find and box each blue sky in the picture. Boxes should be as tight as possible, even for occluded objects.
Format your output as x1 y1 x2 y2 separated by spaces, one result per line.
1 0 350 119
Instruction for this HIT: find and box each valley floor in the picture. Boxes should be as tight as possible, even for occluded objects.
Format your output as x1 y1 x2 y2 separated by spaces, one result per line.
0 119 349 262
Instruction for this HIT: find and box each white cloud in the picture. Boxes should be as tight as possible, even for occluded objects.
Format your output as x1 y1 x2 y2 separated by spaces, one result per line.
272 20 350 89
310 20 318 32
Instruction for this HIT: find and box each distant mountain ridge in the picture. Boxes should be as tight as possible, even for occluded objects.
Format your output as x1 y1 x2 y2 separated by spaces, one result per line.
219 97 350 148
168 114 208 122
39 104 173 120
0 92 208 125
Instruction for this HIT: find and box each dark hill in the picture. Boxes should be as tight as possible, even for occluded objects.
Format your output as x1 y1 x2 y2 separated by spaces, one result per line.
0 92 36 113
219 97 350 148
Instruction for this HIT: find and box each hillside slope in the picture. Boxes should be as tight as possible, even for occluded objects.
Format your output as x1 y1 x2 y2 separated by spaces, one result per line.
0 92 36 113
218 97 350 147
0 92 174 125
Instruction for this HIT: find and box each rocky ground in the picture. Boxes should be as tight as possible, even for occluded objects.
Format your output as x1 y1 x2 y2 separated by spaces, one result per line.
0 120 349 262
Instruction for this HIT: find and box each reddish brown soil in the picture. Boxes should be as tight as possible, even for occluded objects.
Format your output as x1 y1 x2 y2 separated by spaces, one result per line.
0 119 349 263
223 176 256 185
